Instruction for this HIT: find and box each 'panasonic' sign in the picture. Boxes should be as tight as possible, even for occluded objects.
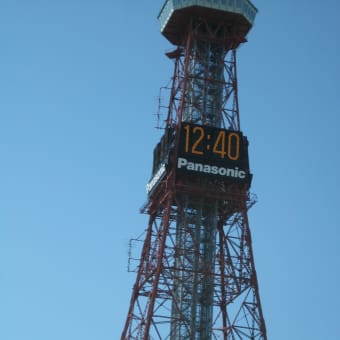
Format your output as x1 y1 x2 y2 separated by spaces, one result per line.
177 157 246 179
146 163 167 194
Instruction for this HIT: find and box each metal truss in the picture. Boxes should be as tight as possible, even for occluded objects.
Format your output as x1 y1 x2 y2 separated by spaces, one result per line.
164 19 243 132
121 178 266 339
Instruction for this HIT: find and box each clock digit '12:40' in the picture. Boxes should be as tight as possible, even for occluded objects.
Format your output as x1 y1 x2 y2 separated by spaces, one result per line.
183 124 240 161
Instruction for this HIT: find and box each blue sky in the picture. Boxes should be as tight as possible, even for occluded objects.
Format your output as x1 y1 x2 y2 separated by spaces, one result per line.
1 0 339 339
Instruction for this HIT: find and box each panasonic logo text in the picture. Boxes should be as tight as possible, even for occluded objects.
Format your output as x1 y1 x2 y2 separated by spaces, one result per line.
146 163 167 194
177 157 246 179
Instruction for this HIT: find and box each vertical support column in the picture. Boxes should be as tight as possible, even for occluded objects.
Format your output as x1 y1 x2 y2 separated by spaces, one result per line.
170 197 217 339
170 20 227 339
182 21 226 128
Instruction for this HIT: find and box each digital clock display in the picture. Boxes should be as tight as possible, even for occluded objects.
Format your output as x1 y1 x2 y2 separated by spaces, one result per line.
177 123 251 183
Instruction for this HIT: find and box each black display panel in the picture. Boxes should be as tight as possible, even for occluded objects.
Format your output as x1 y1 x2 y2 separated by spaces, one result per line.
177 123 251 183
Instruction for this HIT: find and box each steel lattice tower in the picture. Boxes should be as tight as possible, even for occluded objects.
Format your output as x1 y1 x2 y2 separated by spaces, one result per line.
121 1 267 339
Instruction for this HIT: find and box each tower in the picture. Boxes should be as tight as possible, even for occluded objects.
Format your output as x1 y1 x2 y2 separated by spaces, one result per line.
121 0 267 339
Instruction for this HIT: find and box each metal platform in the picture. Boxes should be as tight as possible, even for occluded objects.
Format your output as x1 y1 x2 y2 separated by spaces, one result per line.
158 0 258 45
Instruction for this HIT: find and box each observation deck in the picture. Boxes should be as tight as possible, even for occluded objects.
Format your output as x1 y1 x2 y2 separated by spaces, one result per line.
158 0 258 45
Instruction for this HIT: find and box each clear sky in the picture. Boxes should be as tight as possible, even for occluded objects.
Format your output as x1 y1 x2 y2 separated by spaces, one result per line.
1 0 339 339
